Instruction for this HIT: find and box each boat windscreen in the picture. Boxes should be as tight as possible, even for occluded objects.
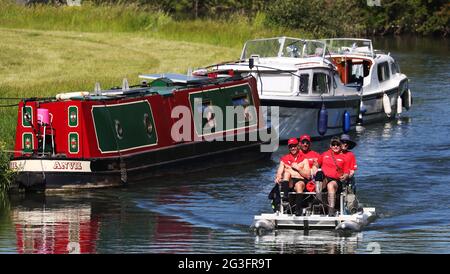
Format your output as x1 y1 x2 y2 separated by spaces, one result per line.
241 38 284 59
324 39 373 56
241 38 326 59
303 40 327 58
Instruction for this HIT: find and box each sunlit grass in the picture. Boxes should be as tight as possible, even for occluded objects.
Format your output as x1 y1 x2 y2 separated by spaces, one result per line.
0 28 241 148
0 1 311 149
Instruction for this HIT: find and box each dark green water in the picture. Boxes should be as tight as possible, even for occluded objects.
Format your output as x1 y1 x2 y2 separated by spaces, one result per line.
0 36 449 254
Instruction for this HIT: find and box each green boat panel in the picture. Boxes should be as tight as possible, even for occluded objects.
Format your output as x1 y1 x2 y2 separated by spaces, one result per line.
92 100 158 153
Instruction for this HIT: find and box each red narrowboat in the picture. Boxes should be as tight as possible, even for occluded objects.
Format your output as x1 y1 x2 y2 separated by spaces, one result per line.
9 74 273 191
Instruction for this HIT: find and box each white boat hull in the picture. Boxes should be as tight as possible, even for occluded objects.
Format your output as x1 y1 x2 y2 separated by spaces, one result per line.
262 97 360 140
360 88 401 124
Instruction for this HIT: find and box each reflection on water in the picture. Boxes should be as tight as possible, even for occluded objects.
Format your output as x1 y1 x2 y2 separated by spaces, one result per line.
255 230 362 254
8 194 99 254
13 207 98 254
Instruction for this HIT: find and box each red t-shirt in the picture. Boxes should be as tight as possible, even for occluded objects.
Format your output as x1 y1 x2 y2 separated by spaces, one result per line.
280 153 300 167
297 150 321 168
319 150 350 180
342 151 357 172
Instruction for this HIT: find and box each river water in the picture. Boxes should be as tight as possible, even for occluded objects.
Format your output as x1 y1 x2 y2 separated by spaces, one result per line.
0 37 449 254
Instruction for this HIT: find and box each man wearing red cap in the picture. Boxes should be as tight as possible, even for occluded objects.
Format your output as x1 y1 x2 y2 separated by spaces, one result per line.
293 134 320 174
274 138 311 197
299 134 320 168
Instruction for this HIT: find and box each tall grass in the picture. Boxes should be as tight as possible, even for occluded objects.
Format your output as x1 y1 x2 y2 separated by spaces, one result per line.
0 0 310 48
0 141 14 193
0 1 173 33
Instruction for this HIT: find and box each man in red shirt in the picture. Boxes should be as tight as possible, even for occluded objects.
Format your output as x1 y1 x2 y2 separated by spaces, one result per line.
340 134 357 192
318 136 350 216
294 134 320 172
275 138 310 197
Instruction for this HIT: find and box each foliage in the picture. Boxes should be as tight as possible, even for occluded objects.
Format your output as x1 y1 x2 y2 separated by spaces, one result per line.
0 141 14 193
5 0 448 36
265 0 449 37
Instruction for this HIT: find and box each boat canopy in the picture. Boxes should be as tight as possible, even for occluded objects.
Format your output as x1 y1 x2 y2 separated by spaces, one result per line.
240 37 327 60
323 38 374 58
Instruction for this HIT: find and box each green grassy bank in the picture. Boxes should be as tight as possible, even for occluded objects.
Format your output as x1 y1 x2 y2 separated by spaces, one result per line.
0 1 308 147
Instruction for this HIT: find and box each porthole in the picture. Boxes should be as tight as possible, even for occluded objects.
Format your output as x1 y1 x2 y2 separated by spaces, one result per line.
143 113 154 136
204 105 216 129
201 101 215 129
114 119 123 139
232 95 254 123
244 106 254 122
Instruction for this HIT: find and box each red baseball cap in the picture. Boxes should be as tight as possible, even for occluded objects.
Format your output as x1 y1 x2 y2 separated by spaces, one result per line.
299 134 311 142
287 138 299 146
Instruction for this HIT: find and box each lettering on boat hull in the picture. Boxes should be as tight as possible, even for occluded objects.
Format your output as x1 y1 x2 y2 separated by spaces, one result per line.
10 160 91 173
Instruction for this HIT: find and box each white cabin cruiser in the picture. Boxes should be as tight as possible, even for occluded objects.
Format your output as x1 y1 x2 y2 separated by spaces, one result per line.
194 37 361 140
323 38 412 124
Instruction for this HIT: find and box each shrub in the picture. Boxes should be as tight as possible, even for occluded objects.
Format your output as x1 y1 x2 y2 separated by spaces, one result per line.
0 141 14 193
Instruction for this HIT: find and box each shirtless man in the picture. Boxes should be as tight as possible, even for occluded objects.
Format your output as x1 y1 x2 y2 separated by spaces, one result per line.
292 134 320 186
274 138 310 196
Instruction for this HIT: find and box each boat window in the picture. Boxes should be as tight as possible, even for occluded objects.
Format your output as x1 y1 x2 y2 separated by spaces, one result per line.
350 63 364 83
232 95 254 123
298 74 309 94
232 96 250 107
114 119 123 140
201 100 216 130
242 39 282 59
377 62 390 82
143 113 154 137
282 38 305 58
312 73 330 94
391 61 400 74
390 62 398 75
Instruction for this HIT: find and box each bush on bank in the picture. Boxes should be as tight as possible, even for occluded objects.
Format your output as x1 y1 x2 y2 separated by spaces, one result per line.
0 142 14 193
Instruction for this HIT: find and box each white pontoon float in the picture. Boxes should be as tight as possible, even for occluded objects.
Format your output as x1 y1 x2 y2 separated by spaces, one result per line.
253 190 377 232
